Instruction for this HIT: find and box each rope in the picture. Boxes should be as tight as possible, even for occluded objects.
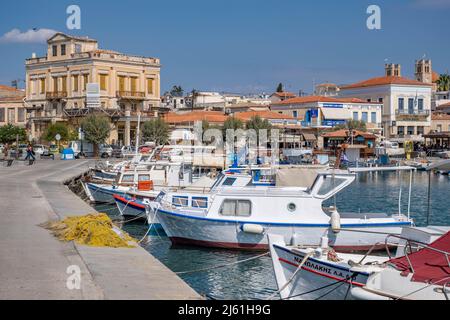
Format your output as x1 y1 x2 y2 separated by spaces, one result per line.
174 252 269 275
266 251 314 300
113 213 147 224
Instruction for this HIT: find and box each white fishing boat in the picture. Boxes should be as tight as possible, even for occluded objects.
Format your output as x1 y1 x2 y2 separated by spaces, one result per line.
149 167 413 251
268 226 450 300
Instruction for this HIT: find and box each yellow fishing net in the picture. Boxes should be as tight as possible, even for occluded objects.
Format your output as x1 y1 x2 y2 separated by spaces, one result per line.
42 213 136 248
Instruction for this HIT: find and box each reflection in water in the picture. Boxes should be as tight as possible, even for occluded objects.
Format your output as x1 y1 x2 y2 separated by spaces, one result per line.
96 171 449 300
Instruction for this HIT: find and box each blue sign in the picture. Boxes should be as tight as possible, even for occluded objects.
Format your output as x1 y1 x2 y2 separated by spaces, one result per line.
310 109 319 118
322 103 343 108
322 119 346 127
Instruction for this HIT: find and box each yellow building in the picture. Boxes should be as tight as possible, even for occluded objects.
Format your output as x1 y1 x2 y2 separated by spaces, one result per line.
0 85 26 128
25 33 161 145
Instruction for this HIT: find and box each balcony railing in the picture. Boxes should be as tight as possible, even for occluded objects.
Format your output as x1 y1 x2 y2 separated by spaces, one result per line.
396 109 430 116
116 91 146 100
46 91 68 99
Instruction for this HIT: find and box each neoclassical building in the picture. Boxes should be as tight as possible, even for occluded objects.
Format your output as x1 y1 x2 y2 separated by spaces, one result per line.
25 33 161 145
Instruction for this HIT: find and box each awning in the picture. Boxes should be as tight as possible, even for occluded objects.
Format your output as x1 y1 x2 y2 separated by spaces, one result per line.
320 107 350 120
302 133 317 141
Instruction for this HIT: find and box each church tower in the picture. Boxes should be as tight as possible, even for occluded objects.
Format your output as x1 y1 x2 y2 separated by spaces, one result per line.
385 63 401 77
415 59 432 83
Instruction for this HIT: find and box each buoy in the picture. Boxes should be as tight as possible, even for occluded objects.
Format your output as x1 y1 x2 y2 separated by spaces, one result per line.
330 209 341 233
241 224 265 234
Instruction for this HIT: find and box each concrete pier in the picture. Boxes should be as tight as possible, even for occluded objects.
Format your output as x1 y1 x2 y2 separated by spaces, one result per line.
0 159 201 300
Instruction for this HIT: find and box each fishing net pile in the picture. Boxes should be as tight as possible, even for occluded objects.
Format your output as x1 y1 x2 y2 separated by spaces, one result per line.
42 213 136 248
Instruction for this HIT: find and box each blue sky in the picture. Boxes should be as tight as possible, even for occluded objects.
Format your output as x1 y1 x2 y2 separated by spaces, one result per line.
0 0 449 94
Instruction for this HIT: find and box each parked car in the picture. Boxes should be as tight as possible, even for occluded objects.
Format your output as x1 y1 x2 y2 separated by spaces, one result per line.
99 144 113 158
120 146 136 158
48 144 60 155
111 145 123 158
33 144 49 156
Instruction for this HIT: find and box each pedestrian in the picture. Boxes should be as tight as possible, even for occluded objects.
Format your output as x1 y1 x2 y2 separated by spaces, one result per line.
24 144 36 164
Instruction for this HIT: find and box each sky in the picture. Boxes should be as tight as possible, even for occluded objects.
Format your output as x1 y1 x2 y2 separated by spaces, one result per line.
0 0 449 94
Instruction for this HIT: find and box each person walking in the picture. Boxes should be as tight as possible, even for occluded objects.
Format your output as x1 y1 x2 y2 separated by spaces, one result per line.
24 144 36 164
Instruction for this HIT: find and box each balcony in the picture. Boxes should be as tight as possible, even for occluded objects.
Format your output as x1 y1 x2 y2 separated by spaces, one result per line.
116 91 146 100
395 109 430 121
46 91 68 100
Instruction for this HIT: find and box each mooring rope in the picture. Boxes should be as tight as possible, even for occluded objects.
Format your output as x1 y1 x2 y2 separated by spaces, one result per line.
174 252 270 275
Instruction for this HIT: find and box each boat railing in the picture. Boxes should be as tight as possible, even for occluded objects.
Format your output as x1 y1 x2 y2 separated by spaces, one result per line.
384 234 450 275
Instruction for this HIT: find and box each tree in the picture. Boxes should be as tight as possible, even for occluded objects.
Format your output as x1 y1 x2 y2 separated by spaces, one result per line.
276 83 284 93
246 116 272 163
0 124 26 144
170 85 184 97
81 114 111 157
333 119 367 132
141 118 169 146
43 123 69 142
436 73 450 92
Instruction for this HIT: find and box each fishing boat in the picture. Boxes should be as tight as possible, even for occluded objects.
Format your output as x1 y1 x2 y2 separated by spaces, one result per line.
148 167 413 251
268 226 450 300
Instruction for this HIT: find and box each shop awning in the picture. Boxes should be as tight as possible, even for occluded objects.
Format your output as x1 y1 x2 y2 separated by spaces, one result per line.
320 107 351 120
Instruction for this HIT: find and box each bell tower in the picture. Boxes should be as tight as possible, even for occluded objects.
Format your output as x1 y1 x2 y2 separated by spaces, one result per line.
385 63 401 77
415 59 432 83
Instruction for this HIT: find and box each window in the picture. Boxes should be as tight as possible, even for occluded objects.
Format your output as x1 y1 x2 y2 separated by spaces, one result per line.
293 110 298 118
437 124 442 132
397 126 405 136
52 45 57 56
172 196 189 207
192 197 208 209
361 112 368 123
417 126 424 135
222 177 237 186
61 76 67 92
287 203 296 212
0 108 5 122
407 126 415 135
317 177 347 196
398 98 404 112
61 44 66 56
53 77 58 92
147 79 153 94
75 44 82 53
219 199 252 217
408 98 414 114
378 98 383 103
138 174 150 182
118 76 126 91
353 112 359 121
418 98 424 112
73 75 79 92
83 74 89 90
130 77 137 92
40 78 45 94
371 112 377 123
367 98 372 102
7 108 15 123
100 74 107 91
18 108 25 122
121 174 134 183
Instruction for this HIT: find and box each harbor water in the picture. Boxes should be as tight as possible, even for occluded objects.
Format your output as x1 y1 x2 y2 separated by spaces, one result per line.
95 171 449 300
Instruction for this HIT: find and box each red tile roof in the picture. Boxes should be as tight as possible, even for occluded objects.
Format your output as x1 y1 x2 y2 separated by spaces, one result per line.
0 85 23 93
432 71 440 83
271 91 297 98
436 102 450 108
234 110 294 121
340 76 432 89
431 113 450 121
322 129 377 139
164 111 228 124
271 95 374 105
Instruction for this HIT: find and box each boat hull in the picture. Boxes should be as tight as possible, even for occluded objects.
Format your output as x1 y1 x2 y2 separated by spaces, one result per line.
85 182 127 204
270 243 369 300
156 208 411 251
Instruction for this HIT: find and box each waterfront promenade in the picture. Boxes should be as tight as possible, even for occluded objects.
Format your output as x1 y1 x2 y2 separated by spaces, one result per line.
0 159 201 300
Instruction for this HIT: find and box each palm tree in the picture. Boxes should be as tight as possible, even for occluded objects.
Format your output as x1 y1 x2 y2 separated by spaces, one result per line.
436 74 450 92
170 85 184 97
141 118 169 146
246 116 272 164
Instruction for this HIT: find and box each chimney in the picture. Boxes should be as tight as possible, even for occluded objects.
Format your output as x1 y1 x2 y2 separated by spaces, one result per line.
385 63 401 77
31 52 36 58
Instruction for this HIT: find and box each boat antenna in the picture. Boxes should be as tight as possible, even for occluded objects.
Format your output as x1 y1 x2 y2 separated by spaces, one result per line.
407 168 413 220
398 170 402 216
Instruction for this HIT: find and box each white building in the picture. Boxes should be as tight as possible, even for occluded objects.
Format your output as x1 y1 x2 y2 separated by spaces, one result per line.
270 96 383 133
339 70 432 142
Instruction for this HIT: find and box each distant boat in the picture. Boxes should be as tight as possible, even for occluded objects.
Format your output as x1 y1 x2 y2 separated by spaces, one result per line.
149 167 413 251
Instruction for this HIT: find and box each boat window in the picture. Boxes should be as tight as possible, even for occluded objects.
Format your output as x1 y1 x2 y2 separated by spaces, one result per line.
219 199 252 217
317 176 347 196
222 177 237 186
192 197 208 208
172 196 189 207
138 174 150 182
287 203 297 212
122 174 134 183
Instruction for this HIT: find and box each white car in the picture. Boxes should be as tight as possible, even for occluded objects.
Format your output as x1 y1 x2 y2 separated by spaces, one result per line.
33 144 48 155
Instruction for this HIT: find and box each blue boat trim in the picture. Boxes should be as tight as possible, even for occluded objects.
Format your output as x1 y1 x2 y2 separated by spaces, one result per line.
156 207 412 228
88 183 127 196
